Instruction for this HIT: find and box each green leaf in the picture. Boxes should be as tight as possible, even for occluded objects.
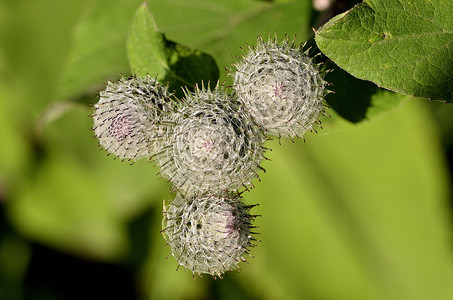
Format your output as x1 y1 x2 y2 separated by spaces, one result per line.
127 3 219 95
56 0 144 100
146 0 312 79
315 0 453 102
127 3 167 78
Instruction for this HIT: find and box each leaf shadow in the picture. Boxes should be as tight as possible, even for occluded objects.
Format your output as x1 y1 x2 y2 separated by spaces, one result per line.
162 39 219 98
325 64 378 123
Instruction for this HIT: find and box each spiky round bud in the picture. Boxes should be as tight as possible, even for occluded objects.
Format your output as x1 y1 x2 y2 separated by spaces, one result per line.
155 84 266 195
233 35 328 139
162 193 257 277
92 75 176 160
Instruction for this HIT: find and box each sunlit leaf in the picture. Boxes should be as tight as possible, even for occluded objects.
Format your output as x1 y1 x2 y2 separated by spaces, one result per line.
316 0 453 101
127 2 219 95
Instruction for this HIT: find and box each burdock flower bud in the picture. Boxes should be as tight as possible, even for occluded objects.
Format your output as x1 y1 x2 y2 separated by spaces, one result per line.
161 193 258 277
92 75 176 161
155 83 266 195
233 34 328 139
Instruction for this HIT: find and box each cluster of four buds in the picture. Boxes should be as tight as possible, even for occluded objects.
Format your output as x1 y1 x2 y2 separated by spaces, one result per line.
92 35 328 277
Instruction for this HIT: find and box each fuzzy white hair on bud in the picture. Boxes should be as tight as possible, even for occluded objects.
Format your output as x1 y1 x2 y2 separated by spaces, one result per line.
155 83 267 195
92 75 176 161
233 34 328 140
162 193 258 277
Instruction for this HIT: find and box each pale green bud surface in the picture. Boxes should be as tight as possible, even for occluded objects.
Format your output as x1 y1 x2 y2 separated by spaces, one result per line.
92 75 175 160
233 35 328 139
162 193 256 277
155 84 266 195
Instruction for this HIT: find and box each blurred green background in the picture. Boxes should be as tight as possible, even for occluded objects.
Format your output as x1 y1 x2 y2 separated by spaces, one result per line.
1 0 453 299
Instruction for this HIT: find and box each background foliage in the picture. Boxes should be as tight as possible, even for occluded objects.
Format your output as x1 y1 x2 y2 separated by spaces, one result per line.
0 0 452 299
